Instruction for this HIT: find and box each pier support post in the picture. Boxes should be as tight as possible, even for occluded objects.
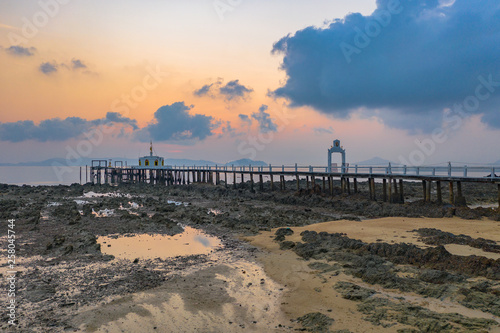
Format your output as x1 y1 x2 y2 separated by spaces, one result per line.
457 181 463 199
296 175 300 192
312 176 316 189
341 177 345 194
306 176 309 190
399 179 404 203
371 178 377 201
388 178 392 203
422 180 427 202
449 181 454 205
270 174 274 191
436 181 442 204
260 174 264 191
233 171 236 189
354 178 358 193
329 176 333 196
322 177 326 193
225 172 227 188
426 180 431 202
346 178 351 195
383 179 387 202
498 184 500 210
250 174 254 191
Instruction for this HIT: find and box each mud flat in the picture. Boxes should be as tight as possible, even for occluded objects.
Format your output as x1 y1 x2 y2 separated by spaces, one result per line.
1 182 500 332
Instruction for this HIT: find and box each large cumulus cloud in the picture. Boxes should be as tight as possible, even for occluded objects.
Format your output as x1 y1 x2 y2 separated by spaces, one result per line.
136 102 215 142
272 0 500 130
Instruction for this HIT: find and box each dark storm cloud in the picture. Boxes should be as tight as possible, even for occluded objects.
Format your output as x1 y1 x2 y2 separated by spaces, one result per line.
251 105 277 133
137 102 215 142
272 0 500 130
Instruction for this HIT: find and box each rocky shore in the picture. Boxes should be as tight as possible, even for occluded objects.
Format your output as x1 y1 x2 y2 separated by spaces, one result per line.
1 180 499 332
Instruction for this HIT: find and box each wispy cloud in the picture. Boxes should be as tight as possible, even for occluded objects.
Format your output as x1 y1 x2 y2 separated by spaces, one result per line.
251 105 277 133
5 45 36 56
194 78 253 101
39 62 58 75
0 112 138 142
0 23 19 31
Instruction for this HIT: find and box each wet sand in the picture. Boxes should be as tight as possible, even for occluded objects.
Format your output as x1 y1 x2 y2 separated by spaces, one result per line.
247 217 500 332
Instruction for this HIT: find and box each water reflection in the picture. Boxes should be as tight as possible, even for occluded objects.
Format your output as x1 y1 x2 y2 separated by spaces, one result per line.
98 227 222 260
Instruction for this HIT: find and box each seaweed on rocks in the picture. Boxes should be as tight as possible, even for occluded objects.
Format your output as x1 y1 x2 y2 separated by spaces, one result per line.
413 228 500 254
292 231 500 280
296 312 335 332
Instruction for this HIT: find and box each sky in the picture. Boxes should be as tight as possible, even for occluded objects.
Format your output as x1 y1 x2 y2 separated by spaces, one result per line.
0 0 500 167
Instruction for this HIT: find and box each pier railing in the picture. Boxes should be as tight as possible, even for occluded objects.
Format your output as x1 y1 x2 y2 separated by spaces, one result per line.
120 164 499 180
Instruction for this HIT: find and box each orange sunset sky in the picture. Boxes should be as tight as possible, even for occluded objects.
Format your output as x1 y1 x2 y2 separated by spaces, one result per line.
1 0 499 166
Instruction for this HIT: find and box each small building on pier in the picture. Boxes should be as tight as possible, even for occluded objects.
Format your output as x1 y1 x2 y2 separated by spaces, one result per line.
139 142 164 167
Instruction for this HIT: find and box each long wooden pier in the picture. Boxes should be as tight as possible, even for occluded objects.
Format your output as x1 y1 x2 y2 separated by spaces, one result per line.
89 160 500 206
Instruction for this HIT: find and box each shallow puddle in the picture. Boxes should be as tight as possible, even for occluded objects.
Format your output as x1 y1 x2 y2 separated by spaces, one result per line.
444 244 500 260
98 227 222 260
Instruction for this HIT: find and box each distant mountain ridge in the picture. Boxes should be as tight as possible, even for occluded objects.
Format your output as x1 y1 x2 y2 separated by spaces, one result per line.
0 157 268 167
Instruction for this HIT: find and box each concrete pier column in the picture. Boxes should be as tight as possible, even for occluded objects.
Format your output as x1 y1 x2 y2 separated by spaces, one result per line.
354 178 358 193
233 171 237 189
306 176 310 190
260 174 264 191
346 178 351 195
322 177 326 192
270 174 274 191
296 175 300 192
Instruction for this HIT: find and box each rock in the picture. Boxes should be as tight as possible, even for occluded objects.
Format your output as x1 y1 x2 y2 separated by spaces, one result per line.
274 227 294 241
296 312 334 332
279 241 296 250
334 281 376 301
25 283 56 302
